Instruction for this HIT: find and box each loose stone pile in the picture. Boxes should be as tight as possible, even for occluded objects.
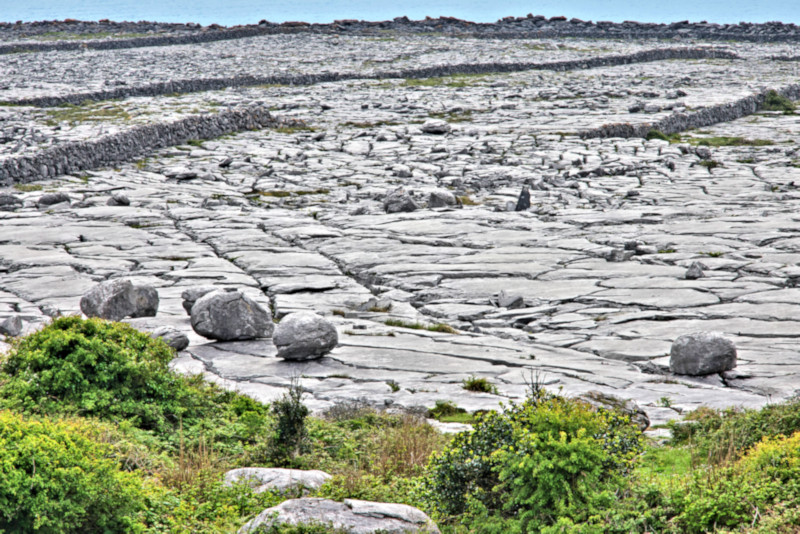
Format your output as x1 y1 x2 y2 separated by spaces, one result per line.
2 22 800 434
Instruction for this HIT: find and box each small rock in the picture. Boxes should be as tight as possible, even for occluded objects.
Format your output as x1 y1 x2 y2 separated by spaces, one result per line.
393 164 413 178
80 279 159 321
218 156 233 168
273 312 338 360
239 498 440 534
514 186 531 211
150 326 190 351
383 187 419 213
670 332 737 376
164 167 198 180
695 146 712 160
181 285 218 314
685 261 705 280
0 316 23 337
37 192 71 207
428 190 457 208
0 193 23 211
420 119 451 135
106 192 130 206
604 249 635 262
579 390 649 431
497 290 524 309
224 468 331 493
190 290 273 341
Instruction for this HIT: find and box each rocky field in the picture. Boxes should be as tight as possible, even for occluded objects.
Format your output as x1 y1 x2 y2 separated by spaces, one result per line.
3 21 800 430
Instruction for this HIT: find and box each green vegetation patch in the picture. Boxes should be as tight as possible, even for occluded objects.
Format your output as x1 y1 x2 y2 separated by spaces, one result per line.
383 319 458 333
462 376 498 394
401 73 491 88
763 90 796 113
45 100 131 126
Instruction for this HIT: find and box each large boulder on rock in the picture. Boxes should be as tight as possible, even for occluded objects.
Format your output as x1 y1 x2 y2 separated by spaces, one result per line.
181 285 218 314
670 332 737 376
149 326 190 351
0 316 23 337
37 192 71 207
579 390 649 431
428 190 457 208
224 468 331 493
420 119 451 135
273 312 338 360
239 498 440 534
190 289 273 341
80 279 159 321
0 193 23 211
383 187 419 214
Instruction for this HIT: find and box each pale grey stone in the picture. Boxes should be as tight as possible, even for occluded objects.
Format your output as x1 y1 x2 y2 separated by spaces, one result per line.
670 332 737 376
191 290 273 341
181 285 218 314
224 468 331 493
150 326 190 351
685 261 705 280
383 187 419 213
420 119 451 135
239 498 440 534
106 192 130 206
428 190 457 208
37 192 71 207
0 316 23 337
0 193 22 211
80 279 159 321
274 312 338 360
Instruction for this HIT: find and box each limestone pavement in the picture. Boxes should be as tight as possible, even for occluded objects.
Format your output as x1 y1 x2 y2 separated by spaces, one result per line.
3 30 800 427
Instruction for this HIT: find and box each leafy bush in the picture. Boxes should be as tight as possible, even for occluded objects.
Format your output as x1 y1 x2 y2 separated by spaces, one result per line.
462 376 498 394
0 317 269 456
669 399 800 463
267 378 310 463
424 390 643 530
0 411 150 533
763 90 796 113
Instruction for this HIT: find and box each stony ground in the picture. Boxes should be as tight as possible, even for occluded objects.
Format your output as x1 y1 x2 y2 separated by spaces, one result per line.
3 31 800 428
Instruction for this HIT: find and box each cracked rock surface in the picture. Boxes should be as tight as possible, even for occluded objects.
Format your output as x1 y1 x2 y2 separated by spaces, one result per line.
3 29 800 427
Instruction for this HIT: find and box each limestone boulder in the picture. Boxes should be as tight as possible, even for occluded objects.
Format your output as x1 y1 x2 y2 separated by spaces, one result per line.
181 285 218 314
150 326 190 351
224 468 331 493
670 332 737 376
239 498 440 534
428 190 457 208
274 312 338 360
0 193 23 211
383 187 419 214
190 289 273 341
80 279 159 321
0 316 23 337
421 119 451 135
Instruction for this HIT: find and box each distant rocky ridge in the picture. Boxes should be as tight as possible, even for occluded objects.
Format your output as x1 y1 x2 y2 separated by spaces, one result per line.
3 15 800 55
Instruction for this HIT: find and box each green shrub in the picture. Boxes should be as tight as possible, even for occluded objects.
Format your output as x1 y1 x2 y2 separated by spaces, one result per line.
0 411 150 533
424 391 643 527
268 379 310 463
462 376 498 394
669 399 800 463
0 317 269 456
763 90 796 113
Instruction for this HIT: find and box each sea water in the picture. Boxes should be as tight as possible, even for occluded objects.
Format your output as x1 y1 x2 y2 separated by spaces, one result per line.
3 0 800 26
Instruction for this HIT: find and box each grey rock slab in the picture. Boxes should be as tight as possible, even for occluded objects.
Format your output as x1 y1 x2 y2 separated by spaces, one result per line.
240 498 439 534
670 332 737 376
572 338 672 362
274 312 339 361
190 289 274 341
583 288 719 308
224 468 331 493
80 279 159 321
